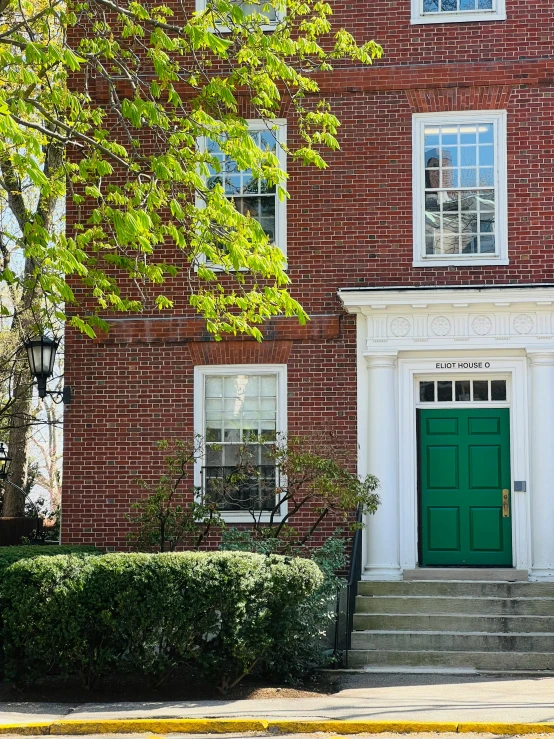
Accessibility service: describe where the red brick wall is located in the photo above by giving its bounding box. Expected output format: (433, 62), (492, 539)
(63, 1), (554, 546)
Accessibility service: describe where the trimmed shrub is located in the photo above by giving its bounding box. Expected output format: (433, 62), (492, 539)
(0, 551), (322, 690)
(0, 545), (99, 575)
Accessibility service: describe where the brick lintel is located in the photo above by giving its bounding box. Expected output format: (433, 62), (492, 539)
(93, 314), (341, 345)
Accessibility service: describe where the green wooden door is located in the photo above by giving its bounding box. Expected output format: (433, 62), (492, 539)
(419, 408), (512, 566)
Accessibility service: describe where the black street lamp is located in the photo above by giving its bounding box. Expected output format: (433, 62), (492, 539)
(23, 335), (71, 404)
(0, 443), (12, 480)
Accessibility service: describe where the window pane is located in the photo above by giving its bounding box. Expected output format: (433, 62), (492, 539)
(426, 0), (493, 14)
(204, 373), (278, 511)
(420, 381), (435, 402)
(455, 380), (471, 401)
(491, 380), (507, 401)
(207, 129), (278, 244)
(422, 121), (497, 257)
(206, 377), (223, 397)
(437, 381), (453, 401)
(229, 0), (278, 23)
(473, 380), (489, 401)
(480, 236), (496, 253)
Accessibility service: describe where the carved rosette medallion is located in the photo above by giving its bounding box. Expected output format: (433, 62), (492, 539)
(390, 317), (410, 337)
(431, 316), (452, 337)
(514, 314), (534, 335)
(471, 315), (493, 336)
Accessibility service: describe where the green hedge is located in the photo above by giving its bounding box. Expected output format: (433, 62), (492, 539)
(0, 551), (323, 689)
(0, 545), (99, 575)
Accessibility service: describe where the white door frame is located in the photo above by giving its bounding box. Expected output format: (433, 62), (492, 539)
(397, 354), (530, 572)
(339, 285), (554, 580)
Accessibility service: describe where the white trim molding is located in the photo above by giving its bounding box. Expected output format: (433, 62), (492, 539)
(412, 110), (508, 268)
(339, 285), (554, 352)
(339, 285), (554, 581)
(193, 363), (287, 524)
(411, 0), (506, 24)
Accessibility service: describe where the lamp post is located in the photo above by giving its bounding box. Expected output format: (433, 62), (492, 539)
(23, 335), (71, 404)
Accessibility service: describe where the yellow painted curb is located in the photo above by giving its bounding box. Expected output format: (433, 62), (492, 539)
(50, 719), (269, 735)
(0, 724), (50, 736)
(0, 718), (554, 736)
(459, 724), (554, 735)
(267, 721), (460, 734)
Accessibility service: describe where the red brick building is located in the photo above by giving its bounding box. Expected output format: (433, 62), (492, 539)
(63, 0), (554, 583)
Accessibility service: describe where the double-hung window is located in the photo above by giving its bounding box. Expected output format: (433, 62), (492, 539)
(413, 111), (508, 267)
(411, 0), (505, 23)
(202, 120), (287, 263)
(194, 365), (287, 522)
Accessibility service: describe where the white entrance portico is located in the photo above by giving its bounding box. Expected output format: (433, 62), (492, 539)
(339, 285), (554, 582)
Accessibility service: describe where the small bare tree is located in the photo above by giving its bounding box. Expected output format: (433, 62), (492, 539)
(127, 437), (225, 552)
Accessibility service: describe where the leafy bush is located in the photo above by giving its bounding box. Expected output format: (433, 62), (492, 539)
(127, 438), (225, 552)
(0, 545), (99, 575)
(221, 530), (347, 681)
(0, 551), (322, 691)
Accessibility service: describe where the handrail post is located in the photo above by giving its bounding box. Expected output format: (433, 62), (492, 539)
(344, 505), (363, 668)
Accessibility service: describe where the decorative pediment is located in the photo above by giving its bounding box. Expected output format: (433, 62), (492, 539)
(338, 286), (554, 351)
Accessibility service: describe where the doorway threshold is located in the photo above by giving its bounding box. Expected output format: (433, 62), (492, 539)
(403, 568), (528, 581)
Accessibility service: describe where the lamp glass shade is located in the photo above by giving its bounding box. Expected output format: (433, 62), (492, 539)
(0, 443), (11, 480)
(25, 335), (58, 379)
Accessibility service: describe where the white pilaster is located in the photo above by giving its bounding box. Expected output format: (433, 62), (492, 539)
(528, 351), (554, 581)
(363, 352), (402, 580)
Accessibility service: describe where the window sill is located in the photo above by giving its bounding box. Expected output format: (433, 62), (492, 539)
(413, 256), (509, 268)
(411, 11), (506, 24)
(216, 511), (285, 524)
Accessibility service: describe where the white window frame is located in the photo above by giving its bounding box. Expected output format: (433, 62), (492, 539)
(411, 0), (505, 24)
(412, 109), (508, 268)
(196, 119), (287, 271)
(195, 0), (284, 33)
(193, 364), (288, 523)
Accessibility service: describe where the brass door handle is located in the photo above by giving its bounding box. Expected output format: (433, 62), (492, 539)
(502, 489), (510, 518)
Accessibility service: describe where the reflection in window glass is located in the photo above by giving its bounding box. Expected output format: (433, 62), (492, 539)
(491, 379), (507, 401)
(207, 129), (278, 242)
(423, 0), (493, 11)
(424, 122), (496, 256)
(473, 380), (489, 401)
(230, 0), (278, 22)
(204, 374), (278, 511)
(437, 381), (453, 401)
(455, 380), (471, 401)
(420, 381), (435, 402)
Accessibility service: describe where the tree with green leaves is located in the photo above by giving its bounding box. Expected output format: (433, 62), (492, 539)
(0, 0), (382, 338)
(0, 0), (381, 507)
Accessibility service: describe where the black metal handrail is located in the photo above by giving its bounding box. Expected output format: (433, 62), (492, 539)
(344, 504), (364, 667)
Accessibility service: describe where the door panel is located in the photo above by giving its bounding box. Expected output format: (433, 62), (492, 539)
(419, 407), (512, 566)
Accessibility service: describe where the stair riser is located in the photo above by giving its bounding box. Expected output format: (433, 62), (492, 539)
(354, 613), (554, 633)
(355, 595), (554, 616)
(351, 631), (554, 653)
(357, 581), (554, 598)
(347, 649), (554, 671)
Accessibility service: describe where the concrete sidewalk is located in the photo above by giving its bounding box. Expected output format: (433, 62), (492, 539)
(1, 674), (554, 725)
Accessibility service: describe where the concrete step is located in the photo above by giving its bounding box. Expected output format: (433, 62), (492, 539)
(351, 629), (554, 653)
(355, 594), (554, 615)
(347, 649), (554, 671)
(353, 612), (554, 632)
(403, 568), (528, 581)
(357, 580), (554, 598)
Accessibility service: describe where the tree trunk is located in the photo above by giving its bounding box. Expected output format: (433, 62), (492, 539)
(4, 362), (32, 516)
